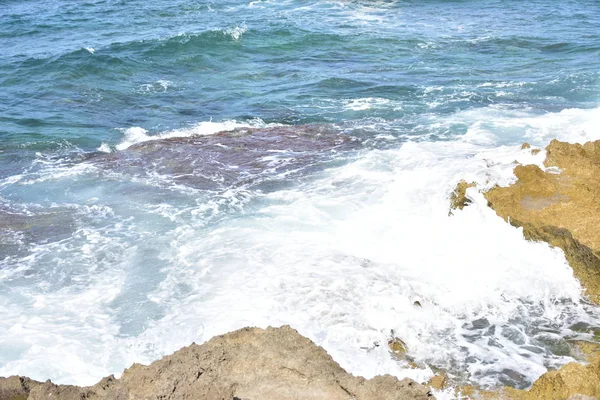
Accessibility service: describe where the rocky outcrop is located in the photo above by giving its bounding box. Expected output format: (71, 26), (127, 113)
(447, 139), (600, 399)
(449, 180), (476, 214)
(443, 345), (600, 399)
(8, 140), (600, 400)
(504, 347), (600, 400)
(0, 325), (433, 400)
(484, 139), (600, 304)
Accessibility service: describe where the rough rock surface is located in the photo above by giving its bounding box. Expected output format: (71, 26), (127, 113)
(505, 351), (600, 400)
(484, 139), (600, 304)
(0, 325), (433, 400)
(449, 350), (600, 400)
(447, 139), (600, 399)
(449, 180), (476, 214)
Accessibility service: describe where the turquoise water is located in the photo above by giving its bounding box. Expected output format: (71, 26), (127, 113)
(2, 0), (598, 152)
(1, 0), (600, 393)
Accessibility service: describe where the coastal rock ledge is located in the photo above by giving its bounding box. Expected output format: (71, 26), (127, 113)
(0, 325), (433, 400)
(447, 139), (600, 399)
(484, 139), (600, 304)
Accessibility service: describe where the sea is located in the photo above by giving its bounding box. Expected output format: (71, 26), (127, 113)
(1, 0), (600, 396)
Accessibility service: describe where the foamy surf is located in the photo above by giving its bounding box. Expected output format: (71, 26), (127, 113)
(114, 118), (281, 151)
(223, 24), (247, 40)
(343, 97), (392, 111)
(2, 0), (600, 397)
(447, 106), (600, 146)
(97, 143), (112, 153)
(136, 80), (172, 94)
(1, 105), (599, 393)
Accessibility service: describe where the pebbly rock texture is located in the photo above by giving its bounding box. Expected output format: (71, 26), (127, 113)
(484, 139), (600, 304)
(0, 325), (433, 400)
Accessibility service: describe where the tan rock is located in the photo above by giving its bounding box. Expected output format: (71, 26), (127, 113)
(484, 139), (600, 304)
(505, 354), (600, 400)
(448, 139), (600, 400)
(0, 376), (40, 400)
(453, 385), (510, 399)
(449, 180), (476, 213)
(449, 358), (600, 400)
(427, 375), (447, 391)
(0, 325), (433, 400)
(388, 337), (408, 356)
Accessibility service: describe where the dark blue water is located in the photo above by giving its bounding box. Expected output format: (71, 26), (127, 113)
(1, 0), (600, 393)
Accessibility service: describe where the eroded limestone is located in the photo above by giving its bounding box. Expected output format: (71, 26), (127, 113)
(0, 326), (432, 400)
(483, 139), (600, 304)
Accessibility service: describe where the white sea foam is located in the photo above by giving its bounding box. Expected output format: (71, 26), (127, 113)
(93, 137), (591, 390)
(84, 47), (95, 54)
(224, 24), (247, 40)
(443, 105), (600, 146)
(136, 80), (172, 93)
(97, 143), (112, 153)
(20, 161), (97, 185)
(477, 81), (529, 88)
(343, 97), (391, 111)
(1, 105), (600, 393)
(417, 41), (438, 49)
(115, 127), (150, 151)
(115, 118), (277, 151)
(0, 174), (23, 189)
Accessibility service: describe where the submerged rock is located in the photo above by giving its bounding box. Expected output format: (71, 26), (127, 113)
(0, 205), (76, 258)
(484, 139), (600, 304)
(0, 325), (433, 400)
(91, 125), (362, 192)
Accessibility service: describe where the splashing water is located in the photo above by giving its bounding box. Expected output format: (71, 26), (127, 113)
(1, 0), (600, 394)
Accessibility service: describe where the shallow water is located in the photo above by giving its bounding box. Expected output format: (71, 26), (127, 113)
(1, 0), (600, 394)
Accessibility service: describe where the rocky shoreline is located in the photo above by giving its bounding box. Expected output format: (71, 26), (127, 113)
(449, 139), (600, 399)
(3, 139), (600, 400)
(452, 139), (600, 306)
(485, 139), (600, 305)
(2, 325), (598, 400)
(0, 325), (433, 400)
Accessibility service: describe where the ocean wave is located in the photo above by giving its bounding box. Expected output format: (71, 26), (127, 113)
(3, 25), (255, 71)
(445, 105), (600, 146)
(3, 105), (600, 389)
(1, 0), (600, 392)
(343, 97), (391, 111)
(114, 118), (282, 151)
(135, 79), (172, 94)
(97, 143), (112, 153)
(223, 25), (248, 41)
